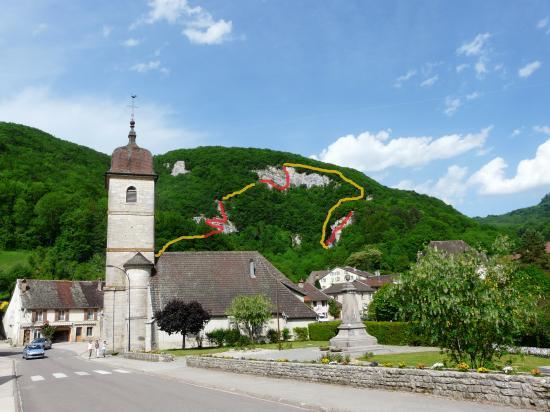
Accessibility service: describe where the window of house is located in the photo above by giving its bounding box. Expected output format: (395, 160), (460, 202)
(36, 311), (43, 322)
(33, 330), (42, 339)
(87, 309), (95, 320)
(58, 310), (67, 321)
(126, 186), (137, 203)
(86, 327), (93, 337)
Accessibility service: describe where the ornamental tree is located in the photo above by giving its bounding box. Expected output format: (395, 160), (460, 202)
(395, 244), (536, 368)
(367, 283), (401, 321)
(154, 300), (211, 349)
(226, 295), (271, 342)
(41, 321), (56, 341)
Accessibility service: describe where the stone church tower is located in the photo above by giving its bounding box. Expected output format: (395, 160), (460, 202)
(103, 120), (156, 352)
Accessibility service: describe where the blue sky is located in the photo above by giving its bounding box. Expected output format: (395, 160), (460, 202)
(1, 0), (550, 217)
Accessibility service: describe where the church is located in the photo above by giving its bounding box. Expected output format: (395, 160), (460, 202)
(103, 120), (316, 351)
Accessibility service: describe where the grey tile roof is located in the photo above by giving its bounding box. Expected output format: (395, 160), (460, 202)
(151, 251), (316, 319)
(297, 282), (331, 302)
(19, 279), (103, 310)
(306, 270), (329, 284)
(428, 240), (472, 255)
(124, 252), (154, 268)
(322, 280), (375, 295)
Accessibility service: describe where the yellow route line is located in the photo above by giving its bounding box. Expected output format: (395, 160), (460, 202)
(222, 183), (256, 201)
(283, 163), (364, 249)
(155, 163), (364, 256)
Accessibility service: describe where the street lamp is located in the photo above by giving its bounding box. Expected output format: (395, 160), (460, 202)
(106, 265), (131, 352)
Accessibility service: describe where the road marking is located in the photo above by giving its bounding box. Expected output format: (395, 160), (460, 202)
(113, 369), (130, 374)
(93, 370), (112, 375)
(74, 371), (90, 376)
(30, 375), (44, 382)
(52, 373), (67, 379)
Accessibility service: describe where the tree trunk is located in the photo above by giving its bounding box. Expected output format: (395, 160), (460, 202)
(182, 332), (186, 349)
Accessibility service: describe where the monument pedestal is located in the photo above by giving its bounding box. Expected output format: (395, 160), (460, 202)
(328, 277), (380, 354)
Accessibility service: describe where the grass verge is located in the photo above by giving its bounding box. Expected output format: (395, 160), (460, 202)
(166, 341), (328, 357)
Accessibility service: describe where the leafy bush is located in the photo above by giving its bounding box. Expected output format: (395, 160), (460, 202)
(266, 328), (279, 344)
(224, 328), (243, 346)
(308, 321), (341, 341)
(281, 327), (291, 341)
(293, 327), (309, 341)
(205, 328), (226, 347)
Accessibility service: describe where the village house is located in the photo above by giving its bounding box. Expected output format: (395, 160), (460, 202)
(102, 120), (316, 351)
(3, 279), (103, 345)
(322, 279), (376, 318)
(306, 266), (373, 289)
(296, 280), (332, 320)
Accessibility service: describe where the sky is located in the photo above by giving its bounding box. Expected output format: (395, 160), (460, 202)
(1, 0), (550, 218)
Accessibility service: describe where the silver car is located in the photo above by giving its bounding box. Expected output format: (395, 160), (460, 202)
(23, 344), (45, 360)
(30, 337), (52, 350)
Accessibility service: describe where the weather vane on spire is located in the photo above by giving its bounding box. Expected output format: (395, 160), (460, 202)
(129, 94), (138, 122)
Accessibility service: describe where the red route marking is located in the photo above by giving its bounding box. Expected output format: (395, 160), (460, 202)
(325, 211), (354, 247)
(259, 165), (291, 191)
(202, 200), (228, 238)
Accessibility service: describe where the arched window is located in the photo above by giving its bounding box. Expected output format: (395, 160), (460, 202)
(126, 186), (137, 203)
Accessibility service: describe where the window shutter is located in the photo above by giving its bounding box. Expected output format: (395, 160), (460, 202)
(94, 310), (97, 321)
(65, 310), (69, 321)
(43, 310), (47, 321)
(55, 311), (59, 321)
(32, 311), (37, 322)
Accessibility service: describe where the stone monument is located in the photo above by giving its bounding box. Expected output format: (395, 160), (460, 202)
(329, 275), (379, 352)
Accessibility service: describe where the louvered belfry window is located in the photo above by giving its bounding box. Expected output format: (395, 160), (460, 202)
(126, 186), (137, 203)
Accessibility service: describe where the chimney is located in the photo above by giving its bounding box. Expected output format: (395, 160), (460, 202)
(249, 259), (256, 278)
(298, 279), (304, 289)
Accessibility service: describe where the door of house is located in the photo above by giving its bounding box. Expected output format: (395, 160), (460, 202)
(75, 327), (82, 342)
(23, 330), (30, 345)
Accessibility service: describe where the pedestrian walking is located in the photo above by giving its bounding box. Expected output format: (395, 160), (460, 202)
(101, 340), (107, 357)
(87, 340), (93, 359)
(95, 339), (100, 357)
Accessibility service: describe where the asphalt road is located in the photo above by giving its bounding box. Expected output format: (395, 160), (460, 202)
(10, 347), (303, 412)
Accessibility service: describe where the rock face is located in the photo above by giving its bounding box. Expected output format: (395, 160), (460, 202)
(255, 166), (330, 189)
(193, 215), (238, 234)
(292, 234), (302, 247)
(170, 160), (189, 176)
(328, 214), (353, 246)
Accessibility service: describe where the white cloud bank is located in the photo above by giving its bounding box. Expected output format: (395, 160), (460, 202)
(420, 74), (438, 87)
(456, 33), (491, 56)
(123, 38), (141, 47)
(130, 60), (169, 75)
(394, 70), (416, 88)
(312, 127), (490, 172)
(518, 61), (541, 78)
(0, 87), (202, 154)
(143, 0), (232, 45)
(469, 139), (550, 194)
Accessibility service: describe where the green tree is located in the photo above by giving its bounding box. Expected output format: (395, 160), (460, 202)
(367, 283), (400, 321)
(328, 298), (341, 319)
(518, 229), (545, 264)
(226, 295), (271, 342)
(346, 245), (382, 271)
(41, 321), (56, 342)
(396, 246), (536, 368)
(154, 300), (211, 349)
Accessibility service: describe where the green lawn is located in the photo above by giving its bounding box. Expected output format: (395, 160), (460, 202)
(361, 351), (549, 372)
(0, 250), (30, 271)
(166, 341), (328, 357)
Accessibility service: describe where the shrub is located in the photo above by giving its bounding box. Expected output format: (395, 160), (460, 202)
(503, 366), (514, 374)
(308, 321), (341, 341)
(456, 362), (470, 372)
(281, 327), (291, 341)
(381, 362), (393, 368)
(266, 328), (279, 344)
(206, 328), (226, 347)
(431, 362), (444, 370)
(224, 328), (243, 346)
(477, 367), (489, 373)
(398, 361), (406, 368)
(293, 327), (309, 341)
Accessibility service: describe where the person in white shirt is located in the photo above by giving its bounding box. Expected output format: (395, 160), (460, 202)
(87, 340), (93, 359)
(101, 340), (107, 357)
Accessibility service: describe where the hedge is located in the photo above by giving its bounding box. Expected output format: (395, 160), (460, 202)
(308, 321), (430, 346)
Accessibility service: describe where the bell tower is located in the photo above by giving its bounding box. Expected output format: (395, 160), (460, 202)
(103, 118), (156, 352)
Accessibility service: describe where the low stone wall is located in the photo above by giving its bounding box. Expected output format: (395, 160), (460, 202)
(187, 356), (550, 410)
(122, 352), (174, 362)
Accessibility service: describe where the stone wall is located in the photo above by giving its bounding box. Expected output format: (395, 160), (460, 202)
(122, 352), (174, 362)
(186, 356), (550, 410)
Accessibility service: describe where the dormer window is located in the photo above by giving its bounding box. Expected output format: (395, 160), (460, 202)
(126, 186), (137, 203)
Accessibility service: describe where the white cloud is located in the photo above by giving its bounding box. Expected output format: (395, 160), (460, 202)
(420, 74), (438, 87)
(466, 91), (481, 100)
(142, 0), (232, 45)
(312, 127), (490, 173)
(518, 61), (541, 78)
(394, 70), (416, 88)
(456, 33), (491, 56)
(123, 38), (141, 47)
(395, 165), (468, 205)
(510, 128), (522, 138)
(537, 17), (548, 29)
(469, 139), (550, 194)
(475, 58), (488, 76)
(102, 26), (113, 38)
(456, 63), (469, 73)
(0, 87), (203, 154)
(32, 23), (48, 36)
(130, 60), (169, 75)
(444, 97), (461, 116)
(534, 125), (550, 135)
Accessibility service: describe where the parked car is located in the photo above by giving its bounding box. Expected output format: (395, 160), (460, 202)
(31, 337), (52, 350)
(23, 344), (45, 360)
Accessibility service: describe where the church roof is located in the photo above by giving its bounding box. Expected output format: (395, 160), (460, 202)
(108, 120), (155, 176)
(18, 279), (103, 310)
(151, 251), (316, 319)
(124, 252), (154, 268)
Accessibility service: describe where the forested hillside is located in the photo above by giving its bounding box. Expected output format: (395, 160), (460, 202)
(0, 122), (506, 298)
(476, 194), (550, 239)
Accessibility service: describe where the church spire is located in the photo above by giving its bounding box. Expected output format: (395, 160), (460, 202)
(128, 119), (136, 145)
